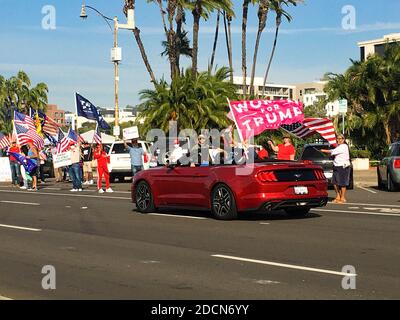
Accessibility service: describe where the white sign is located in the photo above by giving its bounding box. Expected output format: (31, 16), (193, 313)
(123, 126), (139, 140)
(338, 99), (348, 114)
(52, 151), (72, 169)
(0, 157), (12, 182)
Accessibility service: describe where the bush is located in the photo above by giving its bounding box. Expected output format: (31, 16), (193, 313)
(351, 149), (371, 159)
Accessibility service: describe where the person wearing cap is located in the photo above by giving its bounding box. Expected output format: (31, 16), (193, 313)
(8, 141), (21, 187)
(321, 134), (351, 204)
(124, 138), (144, 177)
(190, 134), (211, 167)
(268, 136), (296, 161)
(169, 139), (184, 163)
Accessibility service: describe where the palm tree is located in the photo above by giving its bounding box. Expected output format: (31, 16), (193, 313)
(241, 0), (256, 97)
(223, 10), (234, 82)
(124, 0), (157, 84)
(249, 0), (270, 96)
(137, 67), (236, 133)
(262, 0), (301, 95)
(209, 10), (220, 71)
(188, 0), (234, 78)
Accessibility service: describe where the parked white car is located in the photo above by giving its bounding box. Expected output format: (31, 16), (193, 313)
(107, 141), (151, 182)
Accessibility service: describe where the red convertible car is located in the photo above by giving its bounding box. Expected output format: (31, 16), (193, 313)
(131, 160), (328, 220)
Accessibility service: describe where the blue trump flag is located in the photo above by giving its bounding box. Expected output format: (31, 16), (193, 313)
(75, 93), (110, 130)
(8, 152), (38, 175)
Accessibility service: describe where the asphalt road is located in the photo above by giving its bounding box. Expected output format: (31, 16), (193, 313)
(0, 180), (399, 300)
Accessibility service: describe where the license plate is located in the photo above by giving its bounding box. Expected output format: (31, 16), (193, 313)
(324, 172), (333, 179)
(294, 186), (308, 195)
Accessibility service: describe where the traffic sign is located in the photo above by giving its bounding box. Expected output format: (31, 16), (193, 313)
(338, 99), (348, 114)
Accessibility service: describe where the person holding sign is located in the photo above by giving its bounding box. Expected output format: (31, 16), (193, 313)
(124, 139), (144, 177)
(94, 144), (113, 193)
(268, 136), (296, 161)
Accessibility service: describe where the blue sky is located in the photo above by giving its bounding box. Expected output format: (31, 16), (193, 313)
(0, 0), (399, 112)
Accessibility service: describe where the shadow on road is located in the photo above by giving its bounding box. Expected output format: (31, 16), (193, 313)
(131, 207), (322, 221)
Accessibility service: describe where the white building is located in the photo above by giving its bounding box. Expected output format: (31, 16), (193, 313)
(358, 33), (400, 61)
(233, 76), (296, 100)
(65, 108), (137, 129)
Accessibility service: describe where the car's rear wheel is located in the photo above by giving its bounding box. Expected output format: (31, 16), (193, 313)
(211, 185), (237, 220)
(284, 208), (310, 217)
(135, 181), (155, 213)
(109, 173), (116, 183)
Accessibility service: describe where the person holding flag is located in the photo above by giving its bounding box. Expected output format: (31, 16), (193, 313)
(8, 141), (22, 187)
(94, 143), (113, 193)
(25, 140), (39, 191)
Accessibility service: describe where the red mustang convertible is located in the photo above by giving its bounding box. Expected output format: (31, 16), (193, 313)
(131, 160), (328, 220)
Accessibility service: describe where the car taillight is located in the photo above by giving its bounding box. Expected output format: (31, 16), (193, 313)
(394, 159), (400, 169)
(314, 169), (326, 180)
(256, 171), (278, 182)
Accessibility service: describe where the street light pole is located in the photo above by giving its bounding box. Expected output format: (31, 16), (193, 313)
(113, 17), (120, 138)
(80, 4), (135, 139)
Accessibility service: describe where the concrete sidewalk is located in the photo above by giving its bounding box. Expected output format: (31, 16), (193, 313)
(353, 168), (377, 187)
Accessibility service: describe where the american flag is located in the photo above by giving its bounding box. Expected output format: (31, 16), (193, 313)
(93, 124), (102, 145)
(56, 129), (68, 154)
(281, 118), (337, 146)
(14, 111), (36, 131)
(0, 132), (10, 150)
(14, 123), (44, 149)
(29, 107), (59, 137)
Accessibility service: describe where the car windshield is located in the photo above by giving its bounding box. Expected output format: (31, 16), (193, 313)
(301, 146), (331, 160)
(111, 143), (130, 154)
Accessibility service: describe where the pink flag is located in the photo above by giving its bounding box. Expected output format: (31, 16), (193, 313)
(228, 99), (304, 142)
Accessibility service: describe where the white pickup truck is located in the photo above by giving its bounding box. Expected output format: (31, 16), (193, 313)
(107, 141), (151, 182)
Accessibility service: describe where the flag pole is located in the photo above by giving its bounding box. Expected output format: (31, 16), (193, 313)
(226, 98), (245, 145)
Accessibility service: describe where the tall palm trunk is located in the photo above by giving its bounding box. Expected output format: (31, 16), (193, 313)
(227, 12), (234, 82)
(249, 1), (269, 96)
(191, 4), (201, 78)
(223, 11), (233, 82)
(242, 0), (250, 97)
(124, 0), (156, 84)
(262, 17), (281, 96)
(210, 10), (220, 71)
(175, 5), (185, 75)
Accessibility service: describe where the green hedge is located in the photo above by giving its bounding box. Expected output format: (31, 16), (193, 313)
(351, 149), (371, 159)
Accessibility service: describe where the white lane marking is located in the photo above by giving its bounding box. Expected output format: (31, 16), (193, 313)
(0, 224), (42, 232)
(212, 254), (357, 277)
(260, 223), (270, 225)
(0, 295), (13, 300)
(328, 202), (400, 208)
(148, 213), (207, 220)
(358, 186), (377, 194)
(0, 190), (130, 200)
(0, 201), (40, 206)
(312, 208), (400, 218)
(43, 187), (61, 191)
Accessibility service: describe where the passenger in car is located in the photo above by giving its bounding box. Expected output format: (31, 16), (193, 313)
(190, 134), (211, 167)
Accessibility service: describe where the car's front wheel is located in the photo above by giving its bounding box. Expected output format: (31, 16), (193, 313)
(211, 185), (237, 220)
(135, 181), (155, 213)
(284, 208), (310, 217)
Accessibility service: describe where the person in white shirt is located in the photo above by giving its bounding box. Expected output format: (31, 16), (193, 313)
(321, 134), (351, 204)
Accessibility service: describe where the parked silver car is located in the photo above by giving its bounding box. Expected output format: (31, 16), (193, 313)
(377, 141), (400, 191)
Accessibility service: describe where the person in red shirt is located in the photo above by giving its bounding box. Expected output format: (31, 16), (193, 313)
(93, 144), (113, 193)
(8, 141), (21, 186)
(257, 142), (269, 160)
(268, 136), (296, 161)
